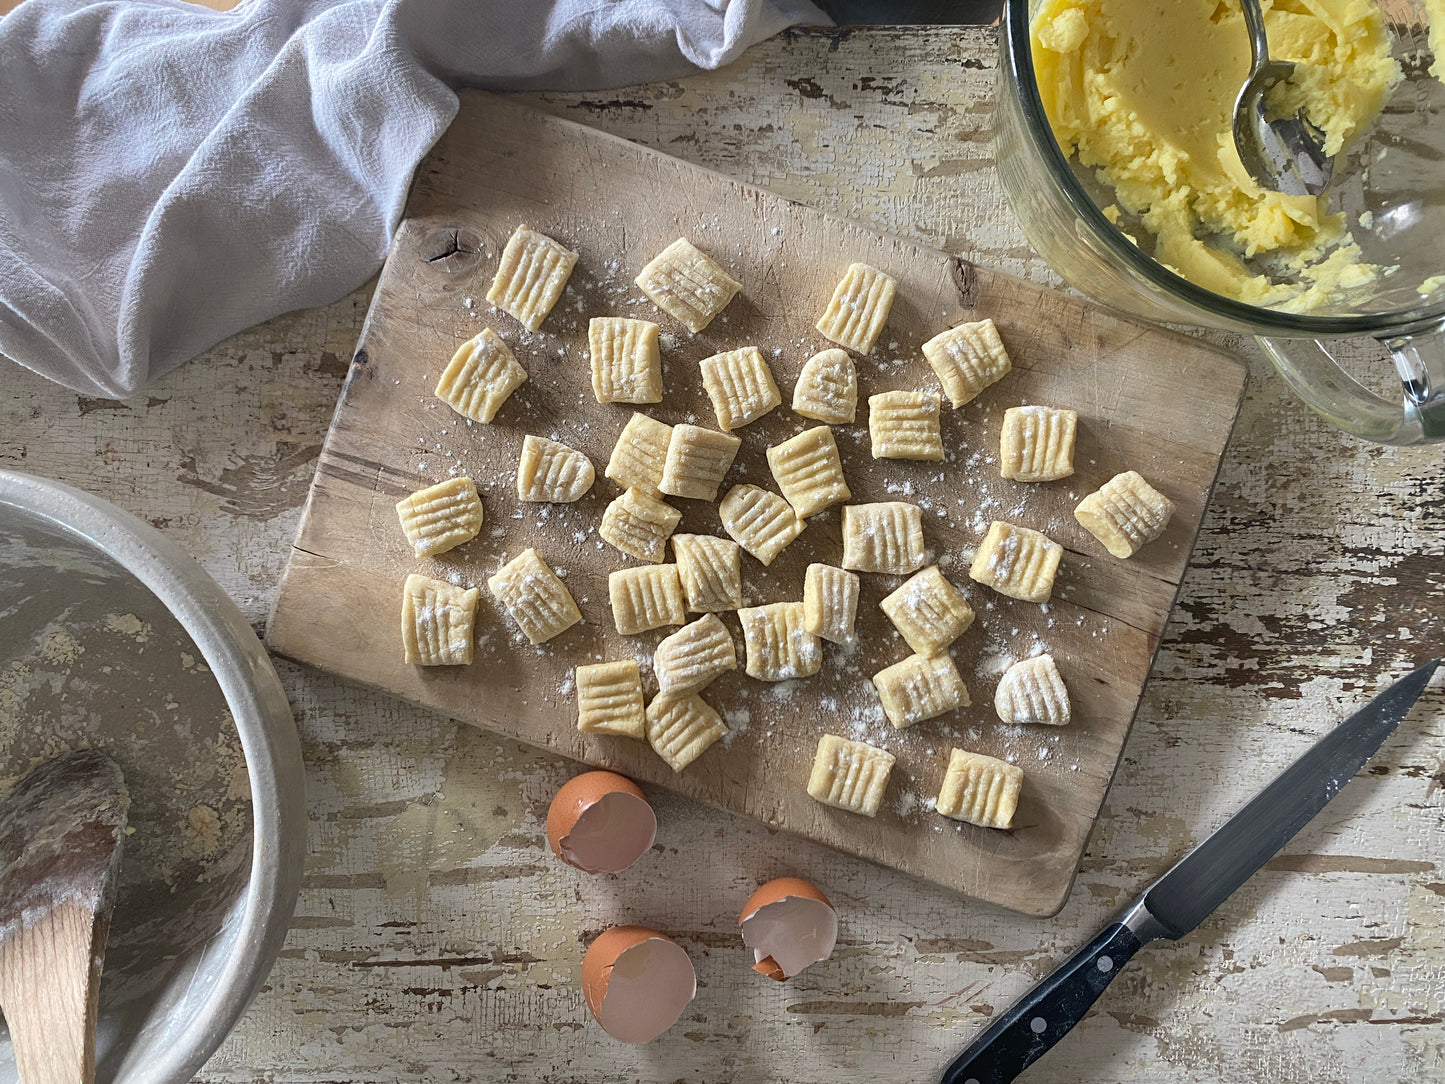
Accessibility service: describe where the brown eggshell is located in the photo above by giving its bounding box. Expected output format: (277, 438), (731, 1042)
(545, 770), (655, 873)
(739, 876), (833, 921)
(581, 925), (696, 1043)
(738, 876), (838, 981)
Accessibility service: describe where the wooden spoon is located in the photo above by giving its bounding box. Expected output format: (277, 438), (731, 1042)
(0, 751), (128, 1084)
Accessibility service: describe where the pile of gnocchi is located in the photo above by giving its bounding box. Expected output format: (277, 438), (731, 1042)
(395, 225), (1176, 833)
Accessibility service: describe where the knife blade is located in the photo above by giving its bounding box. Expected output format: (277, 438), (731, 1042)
(939, 657), (1441, 1084)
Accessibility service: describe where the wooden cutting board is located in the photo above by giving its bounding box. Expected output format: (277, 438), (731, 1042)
(266, 91), (1247, 916)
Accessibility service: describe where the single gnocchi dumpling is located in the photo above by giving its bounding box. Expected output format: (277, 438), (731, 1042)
(841, 502), (926, 574)
(635, 237), (741, 333)
(766, 426), (851, 519)
(435, 327), (527, 423)
(396, 477), (484, 557)
(654, 613), (737, 696)
(646, 691), (728, 772)
(1074, 470), (1176, 558)
(487, 548), (582, 645)
(922, 318), (1012, 408)
(401, 573), (480, 666)
(700, 346), (781, 430)
(516, 436), (594, 503)
(869, 390), (944, 461)
(792, 347), (857, 424)
(999, 406), (1077, 482)
(605, 412), (673, 495)
(720, 485), (805, 566)
(994, 654), (1071, 726)
(671, 533), (743, 613)
(600, 487), (682, 563)
(816, 262), (896, 354)
(589, 317), (662, 405)
(486, 224), (578, 332)
(576, 660), (647, 739)
(802, 563), (859, 644)
(936, 748), (1023, 830)
(968, 520), (1062, 604)
(738, 602), (822, 682)
(806, 734), (896, 817)
(872, 652), (969, 729)
(659, 424), (742, 502)
(880, 566), (975, 655)
(609, 565), (687, 635)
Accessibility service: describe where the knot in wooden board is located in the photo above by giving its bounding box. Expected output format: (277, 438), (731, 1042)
(419, 227), (484, 275)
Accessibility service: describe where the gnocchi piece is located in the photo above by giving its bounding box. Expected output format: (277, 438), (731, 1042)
(700, 346), (781, 430)
(516, 436), (594, 503)
(738, 602), (822, 681)
(654, 614), (737, 696)
(486, 224), (578, 332)
(589, 317), (662, 405)
(968, 520), (1062, 604)
(994, 654), (1071, 726)
(401, 573), (480, 666)
(395, 477), (484, 557)
(609, 565), (687, 635)
(791, 347), (857, 424)
(880, 566), (975, 656)
(806, 734), (896, 818)
(720, 485), (805, 566)
(646, 691), (728, 772)
(487, 548), (582, 645)
(872, 652), (969, 729)
(672, 534), (743, 613)
(936, 748), (1023, 830)
(815, 262), (896, 354)
(999, 406), (1078, 482)
(659, 424), (742, 502)
(869, 390), (944, 461)
(605, 412), (673, 495)
(802, 563), (859, 644)
(922, 318), (1012, 408)
(1074, 471), (1176, 558)
(575, 660), (646, 739)
(766, 426), (851, 519)
(635, 237), (741, 333)
(841, 502), (926, 574)
(434, 327), (527, 423)
(600, 487), (682, 563)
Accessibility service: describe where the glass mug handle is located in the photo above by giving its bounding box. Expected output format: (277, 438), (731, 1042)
(1258, 320), (1445, 445)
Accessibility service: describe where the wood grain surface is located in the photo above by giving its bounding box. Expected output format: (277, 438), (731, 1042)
(2, 26), (1441, 1084)
(266, 93), (1245, 914)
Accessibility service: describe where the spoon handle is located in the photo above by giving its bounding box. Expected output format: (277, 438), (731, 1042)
(1239, 0), (1270, 68)
(0, 901), (105, 1084)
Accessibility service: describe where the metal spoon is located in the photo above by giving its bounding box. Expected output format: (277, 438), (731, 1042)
(1232, 0), (1333, 196)
(0, 751), (129, 1084)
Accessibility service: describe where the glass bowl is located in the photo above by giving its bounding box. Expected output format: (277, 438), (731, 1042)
(996, 0), (1445, 444)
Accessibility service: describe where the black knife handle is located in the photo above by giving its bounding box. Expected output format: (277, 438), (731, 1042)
(938, 922), (1145, 1084)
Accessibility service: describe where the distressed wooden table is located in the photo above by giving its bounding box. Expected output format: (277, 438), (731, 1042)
(4, 26), (1443, 1084)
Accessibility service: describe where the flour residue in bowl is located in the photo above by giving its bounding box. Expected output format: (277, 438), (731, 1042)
(1030, 0), (1405, 310)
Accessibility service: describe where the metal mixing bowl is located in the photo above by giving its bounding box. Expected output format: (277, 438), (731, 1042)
(0, 470), (305, 1083)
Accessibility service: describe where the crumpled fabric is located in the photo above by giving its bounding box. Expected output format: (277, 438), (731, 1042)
(0, 0), (823, 398)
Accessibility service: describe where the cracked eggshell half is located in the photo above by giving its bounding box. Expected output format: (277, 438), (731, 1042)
(546, 770), (657, 874)
(582, 926), (697, 1043)
(738, 876), (838, 980)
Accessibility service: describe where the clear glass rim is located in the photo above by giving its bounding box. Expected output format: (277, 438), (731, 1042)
(1003, 0), (1445, 339)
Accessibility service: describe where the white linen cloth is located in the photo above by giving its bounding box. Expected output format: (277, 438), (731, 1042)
(0, 0), (823, 398)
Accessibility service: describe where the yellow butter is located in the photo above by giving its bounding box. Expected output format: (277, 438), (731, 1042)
(1029, 0), (1402, 310)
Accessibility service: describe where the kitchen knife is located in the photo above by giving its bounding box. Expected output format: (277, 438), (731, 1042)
(939, 657), (1441, 1084)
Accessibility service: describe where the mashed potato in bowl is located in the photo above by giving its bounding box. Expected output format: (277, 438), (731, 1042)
(1029, 0), (1403, 311)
